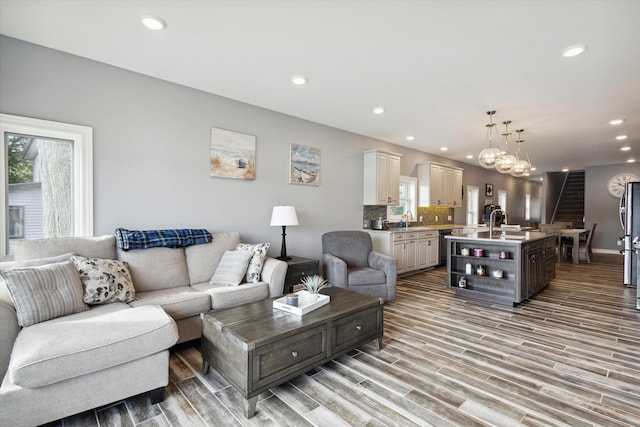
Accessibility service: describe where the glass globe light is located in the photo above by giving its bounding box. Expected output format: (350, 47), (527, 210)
(478, 147), (502, 168)
(510, 159), (530, 177)
(495, 154), (516, 173)
(478, 111), (501, 169)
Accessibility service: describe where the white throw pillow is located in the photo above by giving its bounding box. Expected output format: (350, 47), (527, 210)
(1, 260), (89, 327)
(235, 242), (270, 283)
(72, 255), (136, 304)
(209, 250), (253, 286)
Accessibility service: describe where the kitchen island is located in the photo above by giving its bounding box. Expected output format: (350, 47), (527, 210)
(446, 231), (556, 306)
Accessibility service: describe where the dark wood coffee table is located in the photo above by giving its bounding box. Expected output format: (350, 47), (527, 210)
(200, 286), (384, 418)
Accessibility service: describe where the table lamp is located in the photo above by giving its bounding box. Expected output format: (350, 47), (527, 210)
(270, 206), (299, 260)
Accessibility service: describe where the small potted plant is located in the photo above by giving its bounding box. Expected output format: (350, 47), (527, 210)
(299, 275), (329, 301)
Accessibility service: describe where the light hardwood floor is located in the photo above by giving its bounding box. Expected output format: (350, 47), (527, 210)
(45, 254), (639, 426)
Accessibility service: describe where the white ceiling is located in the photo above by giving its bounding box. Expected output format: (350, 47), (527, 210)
(1, 0), (639, 179)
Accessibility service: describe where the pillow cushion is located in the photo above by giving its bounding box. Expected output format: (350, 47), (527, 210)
(71, 255), (136, 304)
(1, 260), (89, 327)
(236, 242), (270, 283)
(0, 253), (74, 309)
(209, 250), (253, 286)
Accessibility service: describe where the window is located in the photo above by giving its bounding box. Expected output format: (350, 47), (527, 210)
(525, 193), (531, 221)
(498, 190), (507, 213)
(467, 185), (479, 225)
(387, 176), (417, 222)
(0, 114), (93, 255)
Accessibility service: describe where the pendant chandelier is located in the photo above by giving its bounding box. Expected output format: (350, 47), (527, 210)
(494, 120), (517, 173)
(478, 110), (502, 168)
(478, 110), (533, 177)
(510, 129), (531, 177)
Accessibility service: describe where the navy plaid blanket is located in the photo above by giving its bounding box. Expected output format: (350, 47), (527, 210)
(115, 228), (212, 251)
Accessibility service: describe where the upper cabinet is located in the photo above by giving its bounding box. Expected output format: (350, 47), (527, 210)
(363, 150), (402, 205)
(417, 162), (464, 207)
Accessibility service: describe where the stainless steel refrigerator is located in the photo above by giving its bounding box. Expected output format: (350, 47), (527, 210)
(619, 182), (640, 309)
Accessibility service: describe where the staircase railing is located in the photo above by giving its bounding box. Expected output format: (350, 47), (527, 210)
(551, 172), (569, 223)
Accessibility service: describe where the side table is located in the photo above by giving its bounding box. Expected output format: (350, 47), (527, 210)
(283, 256), (319, 294)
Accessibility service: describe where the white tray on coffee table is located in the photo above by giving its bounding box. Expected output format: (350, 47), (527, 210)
(273, 290), (330, 315)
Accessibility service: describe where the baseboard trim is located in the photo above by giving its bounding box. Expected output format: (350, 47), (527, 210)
(593, 248), (623, 255)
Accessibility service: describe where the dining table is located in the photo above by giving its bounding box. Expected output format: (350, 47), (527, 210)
(559, 228), (588, 264)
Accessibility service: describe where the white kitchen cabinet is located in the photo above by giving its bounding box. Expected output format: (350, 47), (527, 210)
(393, 232), (417, 273)
(368, 230), (438, 274)
(416, 231), (439, 269)
(363, 149), (402, 205)
(417, 162), (463, 207)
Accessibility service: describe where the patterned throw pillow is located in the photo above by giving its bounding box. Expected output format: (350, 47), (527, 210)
(1, 260), (89, 327)
(71, 255), (136, 304)
(209, 250), (253, 286)
(235, 243), (270, 283)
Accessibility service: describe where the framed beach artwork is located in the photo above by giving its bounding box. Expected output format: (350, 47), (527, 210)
(210, 127), (256, 180)
(289, 144), (320, 186)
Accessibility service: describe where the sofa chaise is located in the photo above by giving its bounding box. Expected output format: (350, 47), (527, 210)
(0, 231), (288, 426)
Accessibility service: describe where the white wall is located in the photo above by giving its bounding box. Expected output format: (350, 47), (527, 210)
(0, 36), (542, 261)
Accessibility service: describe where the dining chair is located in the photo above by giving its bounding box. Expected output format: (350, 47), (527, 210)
(562, 223), (597, 263)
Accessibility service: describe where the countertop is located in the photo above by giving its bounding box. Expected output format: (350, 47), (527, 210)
(365, 225), (463, 233)
(364, 224), (533, 233)
(445, 230), (553, 244)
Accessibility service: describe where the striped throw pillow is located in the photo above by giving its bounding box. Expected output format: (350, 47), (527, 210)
(209, 250), (253, 286)
(1, 260), (89, 327)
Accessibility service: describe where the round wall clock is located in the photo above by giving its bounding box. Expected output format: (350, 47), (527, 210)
(606, 173), (639, 198)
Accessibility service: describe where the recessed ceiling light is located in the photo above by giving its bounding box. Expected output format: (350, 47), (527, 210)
(530, 167), (537, 171)
(524, 173), (530, 176)
(372, 107), (385, 115)
(440, 147), (448, 151)
(562, 168), (569, 172)
(561, 44), (587, 57)
(291, 75), (307, 85)
(609, 118), (625, 125)
(627, 159), (636, 163)
(406, 135), (415, 141)
(466, 154), (473, 159)
(621, 146), (631, 151)
(539, 178), (544, 181)
(616, 135), (628, 140)
(141, 15), (167, 30)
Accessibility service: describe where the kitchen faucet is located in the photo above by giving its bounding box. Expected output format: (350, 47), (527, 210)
(489, 208), (507, 238)
(405, 210), (413, 230)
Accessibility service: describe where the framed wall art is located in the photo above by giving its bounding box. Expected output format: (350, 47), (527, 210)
(210, 127), (256, 180)
(289, 144), (320, 186)
(485, 183), (494, 197)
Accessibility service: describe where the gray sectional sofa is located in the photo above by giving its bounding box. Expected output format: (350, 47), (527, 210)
(0, 232), (287, 426)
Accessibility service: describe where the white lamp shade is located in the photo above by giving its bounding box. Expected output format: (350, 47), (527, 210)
(270, 206), (299, 226)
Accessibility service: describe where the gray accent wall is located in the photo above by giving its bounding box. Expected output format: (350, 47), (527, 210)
(585, 164), (640, 251)
(2, 36), (549, 261)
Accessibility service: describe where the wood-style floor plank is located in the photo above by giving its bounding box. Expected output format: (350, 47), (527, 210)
(43, 254), (639, 426)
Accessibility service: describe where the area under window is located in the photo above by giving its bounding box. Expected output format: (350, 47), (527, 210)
(498, 189), (507, 214)
(0, 114), (93, 255)
(387, 176), (417, 222)
(467, 185), (479, 225)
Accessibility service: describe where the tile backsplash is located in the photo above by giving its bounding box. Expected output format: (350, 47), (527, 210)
(363, 205), (455, 228)
(419, 206), (455, 225)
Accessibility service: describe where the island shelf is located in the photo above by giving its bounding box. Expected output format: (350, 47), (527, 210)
(446, 233), (556, 306)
